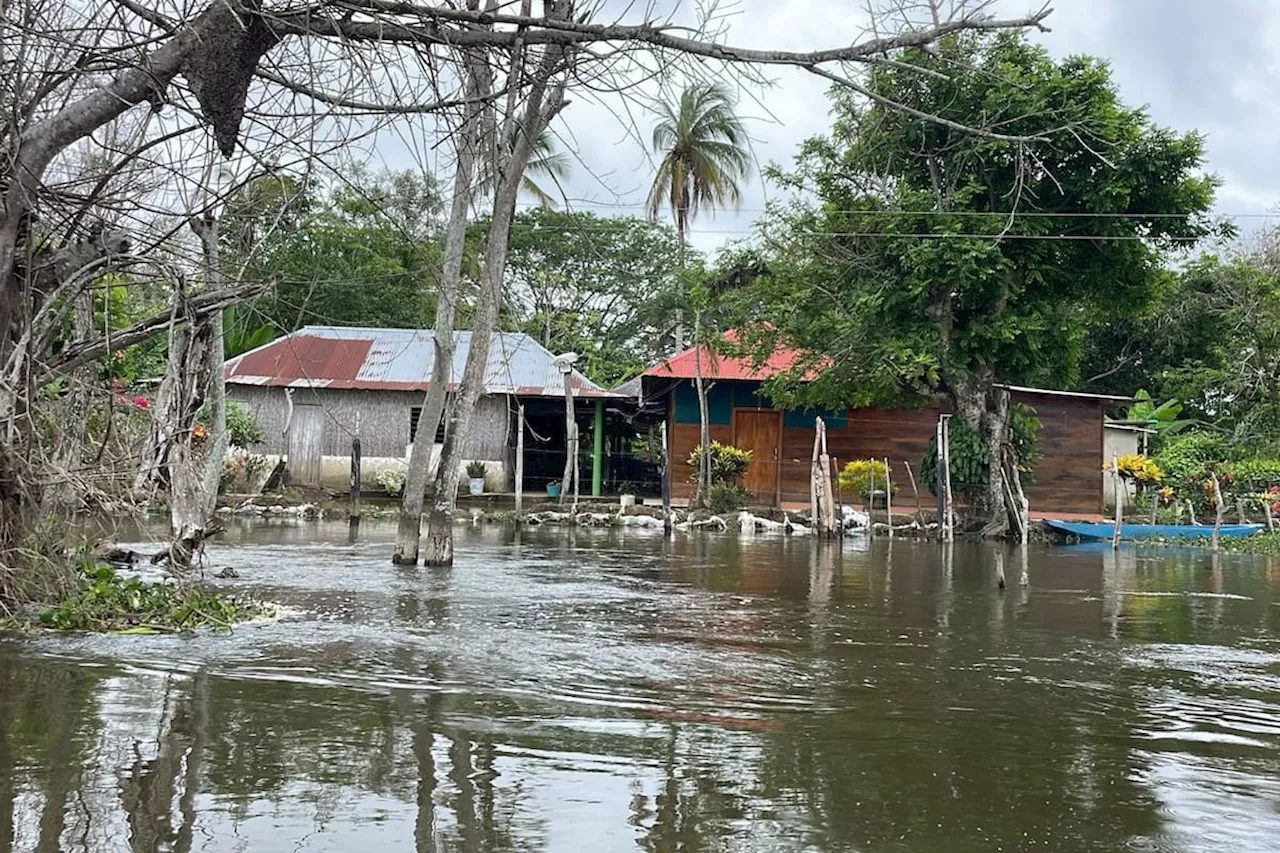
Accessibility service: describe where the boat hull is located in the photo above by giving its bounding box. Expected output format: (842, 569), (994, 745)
(1045, 520), (1264, 541)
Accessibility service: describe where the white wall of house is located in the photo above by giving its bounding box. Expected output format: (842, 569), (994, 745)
(1102, 425), (1143, 510)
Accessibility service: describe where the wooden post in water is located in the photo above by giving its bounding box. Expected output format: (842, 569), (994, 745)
(515, 404), (525, 522)
(1019, 545), (1030, 587)
(868, 456), (877, 538)
(818, 419), (836, 538)
(1265, 499), (1275, 532)
(904, 460), (926, 537)
(1111, 455), (1122, 551)
(659, 421), (671, 532)
(1236, 496), (1249, 524)
(994, 547), (1006, 590)
(883, 456), (893, 540)
(941, 416), (955, 541)
(810, 425), (821, 529)
(1210, 469), (1224, 551)
(350, 438), (362, 521)
(1187, 499), (1197, 526)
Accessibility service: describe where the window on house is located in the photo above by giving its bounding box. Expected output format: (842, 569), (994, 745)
(409, 407), (448, 444)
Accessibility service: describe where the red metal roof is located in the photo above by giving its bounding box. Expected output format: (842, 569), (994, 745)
(642, 330), (818, 381)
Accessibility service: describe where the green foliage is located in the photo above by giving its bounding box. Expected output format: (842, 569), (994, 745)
(228, 168), (446, 332)
(1222, 459), (1280, 491)
(738, 32), (1216, 413)
(225, 401), (264, 447)
(920, 419), (990, 495)
(30, 561), (269, 633)
(1124, 391), (1194, 439)
(466, 460), (487, 479)
(501, 208), (686, 386)
(223, 304), (276, 358)
(198, 401), (264, 448)
(1011, 403), (1041, 476)
(1155, 432), (1229, 482)
(837, 459), (889, 496)
(688, 441), (752, 485)
(709, 483), (753, 515)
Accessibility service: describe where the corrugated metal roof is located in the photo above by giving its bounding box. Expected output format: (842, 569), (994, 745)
(224, 326), (622, 398)
(642, 330), (821, 381)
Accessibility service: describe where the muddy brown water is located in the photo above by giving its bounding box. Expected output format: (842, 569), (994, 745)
(2, 521), (1280, 852)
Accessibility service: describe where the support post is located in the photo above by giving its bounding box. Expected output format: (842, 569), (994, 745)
(941, 415), (954, 541)
(591, 399), (604, 498)
(660, 420), (671, 531)
(1210, 469), (1224, 551)
(995, 547), (1006, 590)
(1112, 455), (1122, 551)
(1266, 498), (1275, 533)
(883, 456), (893, 540)
(904, 460), (926, 536)
(818, 418), (835, 538)
(515, 404), (525, 521)
(810, 426), (821, 529)
(350, 437), (362, 523)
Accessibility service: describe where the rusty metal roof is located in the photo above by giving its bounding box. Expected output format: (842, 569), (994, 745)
(224, 326), (622, 398)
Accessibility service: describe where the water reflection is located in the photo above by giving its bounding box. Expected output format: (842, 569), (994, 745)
(1, 524), (1279, 851)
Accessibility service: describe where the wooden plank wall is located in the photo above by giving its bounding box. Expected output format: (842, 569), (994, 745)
(665, 389), (1106, 514)
(1018, 392), (1104, 514)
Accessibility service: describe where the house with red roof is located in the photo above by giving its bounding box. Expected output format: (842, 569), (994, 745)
(627, 331), (1130, 516)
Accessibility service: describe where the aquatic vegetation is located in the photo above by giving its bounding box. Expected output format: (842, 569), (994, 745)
(4, 561), (271, 634)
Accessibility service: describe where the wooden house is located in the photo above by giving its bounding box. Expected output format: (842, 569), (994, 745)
(223, 326), (626, 491)
(629, 333), (1130, 517)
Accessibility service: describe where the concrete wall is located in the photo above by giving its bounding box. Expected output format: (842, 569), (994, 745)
(228, 385), (512, 459)
(1102, 426), (1142, 510)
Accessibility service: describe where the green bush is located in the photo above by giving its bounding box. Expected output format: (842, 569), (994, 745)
(709, 483), (752, 515)
(375, 466), (407, 497)
(197, 401), (265, 448)
(466, 460), (487, 479)
(1155, 432), (1228, 481)
(1223, 458), (1280, 490)
(837, 459), (889, 496)
(688, 441), (752, 485)
(920, 418), (990, 495)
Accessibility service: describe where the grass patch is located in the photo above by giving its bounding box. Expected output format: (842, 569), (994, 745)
(3, 560), (271, 634)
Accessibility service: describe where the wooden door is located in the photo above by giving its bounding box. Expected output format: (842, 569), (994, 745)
(734, 410), (781, 504)
(289, 403), (324, 486)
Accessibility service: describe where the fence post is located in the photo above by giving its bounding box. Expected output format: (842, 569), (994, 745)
(883, 456), (893, 540)
(515, 404), (525, 522)
(660, 421), (671, 531)
(1112, 455), (1122, 550)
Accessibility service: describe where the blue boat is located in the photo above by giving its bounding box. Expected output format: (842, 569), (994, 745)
(1045, 519), (1264, 542)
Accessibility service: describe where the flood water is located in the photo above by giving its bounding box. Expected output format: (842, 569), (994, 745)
(2, 521), (1280, 852)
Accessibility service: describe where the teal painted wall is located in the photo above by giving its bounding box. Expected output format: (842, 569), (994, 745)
(671, 380), (845, 426)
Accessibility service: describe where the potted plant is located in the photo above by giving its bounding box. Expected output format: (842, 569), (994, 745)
(546, 479), (561, 498)
(466, 461), (487, 495)
(618, 480), (637, 510)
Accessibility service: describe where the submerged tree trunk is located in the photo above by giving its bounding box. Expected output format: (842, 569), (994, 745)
(393, 59), (488, 565)
(423, 64), (569, 566)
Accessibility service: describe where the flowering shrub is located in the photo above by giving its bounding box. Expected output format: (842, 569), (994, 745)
(375, 466), (407, 497)
(688, 442), (752, 485)
(1113, 454), (1161, 484)
(219, 449), (269, 494)
(838, 459), (891, 496)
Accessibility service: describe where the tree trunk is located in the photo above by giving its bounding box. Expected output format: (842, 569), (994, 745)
(951, 371), (1014, 537)
(191, 214), (228, 522)
(423, 52), (570, 566)
(43, 277), (97, 512)
(393, 58), (488, 565)
(692, 308), (710, 510)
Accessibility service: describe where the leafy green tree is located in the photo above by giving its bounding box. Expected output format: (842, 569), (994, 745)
(500, 208), (684, 385)
(740, 33), (1217, 531)
(228, 169), (446, 331)
(646, 82), (752, 508)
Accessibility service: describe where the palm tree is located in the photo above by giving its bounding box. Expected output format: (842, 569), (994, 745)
(646, 82), (751, 509)
(479, 123), (571, 208)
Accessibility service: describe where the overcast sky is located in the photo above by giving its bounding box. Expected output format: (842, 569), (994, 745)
(360, 1), (1280, 254)
(482, 0), (1280, 255)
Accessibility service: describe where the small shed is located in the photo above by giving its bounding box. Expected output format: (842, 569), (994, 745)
(626, 332), (1131, 517)
(223, 326), (625, 492)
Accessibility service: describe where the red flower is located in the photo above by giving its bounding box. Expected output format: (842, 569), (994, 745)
(132, 395), (149, 409)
